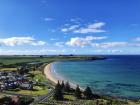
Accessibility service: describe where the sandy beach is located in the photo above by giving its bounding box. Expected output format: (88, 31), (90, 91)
(44, 63), (84, 90)
(44, 63), (58, 84)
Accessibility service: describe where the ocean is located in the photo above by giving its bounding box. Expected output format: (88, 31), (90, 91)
(51, 55), (140, 99)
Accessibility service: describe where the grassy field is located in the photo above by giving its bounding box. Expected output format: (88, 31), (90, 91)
(0, 55), (104, 65)
(64, 95), (75, 101)
(0, 68), (17, 71)
(16, 86), (49, 96)
(29, 70), (48, 82)
(7, 86), (50, 96)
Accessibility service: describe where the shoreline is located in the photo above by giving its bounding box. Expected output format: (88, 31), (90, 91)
(43, 62), (139, 103)
(44, 62), (84, 90)
(44, 63), (58, 84)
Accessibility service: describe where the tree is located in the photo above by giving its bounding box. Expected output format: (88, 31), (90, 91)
(96, 100), (99, 105)
(18, 96), (34, 105)
(61, 81), (65, 89)
(0, 63), (4, 67)
(83, 86), (93, 99)
(17, 66), (29, 75)
(64, 81), (71, 93)
(53, 81), (63, 100)
(75, 85), (82, 99)
(0, 96), (11, 105)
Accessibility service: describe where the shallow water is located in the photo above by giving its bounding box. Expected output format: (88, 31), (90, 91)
(52, 55), (140, 99)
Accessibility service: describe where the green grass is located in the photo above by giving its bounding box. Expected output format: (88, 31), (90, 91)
(34, 73), (47, 82)
(0, 68), (17, 71)
(9, 86), (49, 96)
(0, 55), (103, 65)
(17, 89), (49, 96)
(28, 70), (48, 82)
(64, 95), (75, 101)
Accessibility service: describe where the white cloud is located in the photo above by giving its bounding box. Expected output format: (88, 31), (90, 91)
(40, 49), (57, 52)
(62, 49), (66, 52)
(31, 41), (46, 46)
(61, 22), (106, 34)
(74, 22), (106, 33)
(61, 28), (68, 32)
(91, 42), (127, 48)
(69, 25), (79, 30)
(50, 38), (58, 41)
(66, 36), (107, 47)
(85, 36), (107, 40)
(70, 18), (82, 24)
(55, 42), (64, 47)
(132, 43), (140, 47)
(131, 37), (140, 46)
(0, 37), (46, 46)
(92, 49), (122, 54)
(0, 49), (56, 55)
(44, 17), (54, 21)
(61, 25), (79, 32)
(134, 37), (140, 41)
(70, 18), (81, 22)
(107, 49), (122, 53)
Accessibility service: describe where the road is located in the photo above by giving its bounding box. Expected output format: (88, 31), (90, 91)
(33, 90), (54, 104)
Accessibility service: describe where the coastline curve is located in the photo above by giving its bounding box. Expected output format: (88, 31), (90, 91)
(44, 63), (84, 90)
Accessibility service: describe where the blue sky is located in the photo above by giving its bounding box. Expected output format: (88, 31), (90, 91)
(0, 0), (140, 55)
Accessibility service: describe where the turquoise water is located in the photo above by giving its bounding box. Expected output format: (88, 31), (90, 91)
(51, 55), (140, 99)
